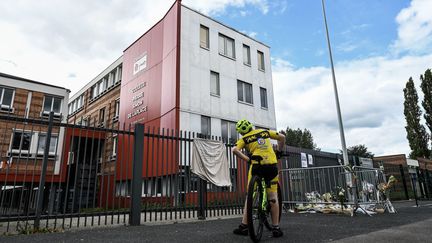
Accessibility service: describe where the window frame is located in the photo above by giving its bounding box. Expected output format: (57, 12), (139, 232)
(37, 134), (59, 156)
(201, 116), (211, 138)
(260, 87), (268, 109)
(112, 134), (118, 157)
(221, 120), (238, 144)
(99, 107), (105, 127)
(218, 33), (236, 59)
(200, 25), (210, 49)
(114, 99), (120, 119)
(42, 95), (62, 116)
(243, 44), (251, 66)
(10, 130), (33, 154)
(237, 80), (253, 105)
(117, 65), (122, 83)
(0, 87), (15, 112)
(257, 50), (265, 71)
(210, 71), (220, 97)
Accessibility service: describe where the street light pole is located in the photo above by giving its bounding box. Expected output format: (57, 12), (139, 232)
(321, 0), (349, 166)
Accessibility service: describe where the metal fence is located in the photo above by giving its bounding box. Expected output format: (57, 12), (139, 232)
(279, 165), (387, 211)
(0, 112), (247, 234)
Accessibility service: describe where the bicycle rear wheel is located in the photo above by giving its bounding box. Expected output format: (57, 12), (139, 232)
(247, 175), (265, 243)
(263, 182), (283, 230)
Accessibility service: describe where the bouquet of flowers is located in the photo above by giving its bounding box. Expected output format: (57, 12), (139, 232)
(333, 186), (347, 209)
(378, 175), (397, 193)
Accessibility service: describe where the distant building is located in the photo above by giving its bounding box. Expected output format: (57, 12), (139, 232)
(68, 0), (276, 138)
(0, 72), (69, 210)
(64, 0), (277, 205)
(373, 154), (432, 171)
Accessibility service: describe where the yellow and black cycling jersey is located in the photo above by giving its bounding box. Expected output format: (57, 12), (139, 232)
(235, 129), (279, 165)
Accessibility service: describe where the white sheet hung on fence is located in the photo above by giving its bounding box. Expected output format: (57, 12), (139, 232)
(191, 138), (232, 187)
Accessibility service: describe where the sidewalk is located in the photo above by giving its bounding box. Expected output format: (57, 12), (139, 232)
(1, 200), (431, 243)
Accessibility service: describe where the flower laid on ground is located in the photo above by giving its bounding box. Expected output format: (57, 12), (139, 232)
(305, 191), (321, 203)
(321, 192), (332, 202)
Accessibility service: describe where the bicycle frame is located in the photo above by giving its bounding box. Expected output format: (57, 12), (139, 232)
(252, 178), (269, 211)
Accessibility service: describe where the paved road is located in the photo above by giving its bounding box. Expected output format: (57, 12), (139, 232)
(1, 200), (431, 243)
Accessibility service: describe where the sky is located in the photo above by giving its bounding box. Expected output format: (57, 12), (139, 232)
(1, 0), (432, 156)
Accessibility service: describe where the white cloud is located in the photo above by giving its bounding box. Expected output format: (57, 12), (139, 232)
(272, 0), (432, 157)
(239, 10), (249, 17)
(392, 0), (432, 54)
(336, 41), (359, 52)
(241, 30), (258, 39)
(273, 54), (432, 156)
(0, 0), (272, 94)
(0, 0), (174, 93)
(183, 0), (269, 15)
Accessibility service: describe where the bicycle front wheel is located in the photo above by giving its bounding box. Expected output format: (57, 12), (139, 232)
(247, 175), (265, 243)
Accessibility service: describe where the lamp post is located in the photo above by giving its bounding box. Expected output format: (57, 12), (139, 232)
(321, 0), (349, 166)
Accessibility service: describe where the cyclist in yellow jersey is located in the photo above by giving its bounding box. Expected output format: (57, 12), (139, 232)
(232, 119), (285, 238)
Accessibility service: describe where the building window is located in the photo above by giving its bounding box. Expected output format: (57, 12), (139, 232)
(77, 116), (88, 126)
(37, 134), (58, 155)
(112, 135), (118, 157)
(78, 95), (84, 109)
(11, 131), (32, 154)
(210, 71), (220, 96)
(200, 25), (209, 49)
(99, 108), (105, 127)
(157, 178), (163, 195)
(221, 120), (238, 144)
(113, 99), (120, 121)
(257, 51), (265, 71)
(43, 95), (62, 116)
(109, 70), (116, 86)
(237, 80), (253, 104)
(92, 86), (98, 99)
(68, 95), (84, 115)
(92, 79), (106, 99)
(0, 87), (14, 111)
(260, 87), (268, 109)
(243, 44), (251, 65)
(99, 79), (107, 94)
(201, 116), (211, 137)
(218, 34), (235, 59)
(117, 65), (122, 82)
(82, 117), (88, 126)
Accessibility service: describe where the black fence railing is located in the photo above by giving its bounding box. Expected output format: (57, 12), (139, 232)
(0, 112), (248, 234)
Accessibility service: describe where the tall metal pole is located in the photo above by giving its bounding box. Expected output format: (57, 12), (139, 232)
(321, 0), (349, 166)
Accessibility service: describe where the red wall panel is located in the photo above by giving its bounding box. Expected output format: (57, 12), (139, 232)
(117, 1), (181, 181)
(119, 1), (179, 130)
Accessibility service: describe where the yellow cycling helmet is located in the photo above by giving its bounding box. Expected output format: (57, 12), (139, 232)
(236, 119), (253, 134)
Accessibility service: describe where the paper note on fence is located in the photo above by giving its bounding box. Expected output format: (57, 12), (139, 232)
(308, 154), (313, 165)
(301, 153), (308, 168)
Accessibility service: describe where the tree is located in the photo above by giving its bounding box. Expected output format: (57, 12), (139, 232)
(403, 77), (430, 159)
(421, 69), (432, 135)
(346, 144), (374, 158)
(282, 127), (318, 150)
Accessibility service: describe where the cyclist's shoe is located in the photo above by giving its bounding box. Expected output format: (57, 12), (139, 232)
(272, 226), (283, 238)
(233, 223), (248, 235)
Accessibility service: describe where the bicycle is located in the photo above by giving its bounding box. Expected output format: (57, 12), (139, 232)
(246, 157), (283, 242)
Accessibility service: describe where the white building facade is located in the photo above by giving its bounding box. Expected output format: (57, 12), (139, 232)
(179, 5), (276, 142)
